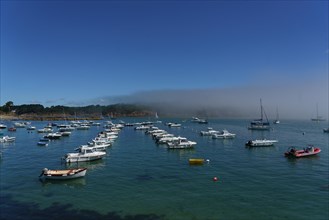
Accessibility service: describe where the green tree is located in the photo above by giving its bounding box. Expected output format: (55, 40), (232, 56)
(2, 101), (14, 113)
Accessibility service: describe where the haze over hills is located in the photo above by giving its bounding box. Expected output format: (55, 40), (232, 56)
(86, 79), (329, 120)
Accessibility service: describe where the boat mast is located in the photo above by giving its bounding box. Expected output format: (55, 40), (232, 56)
(260, 98), (269, 122)
(260, 99), (263, 120)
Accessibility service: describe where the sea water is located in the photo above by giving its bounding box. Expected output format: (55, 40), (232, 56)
(0, 119), (328, 220)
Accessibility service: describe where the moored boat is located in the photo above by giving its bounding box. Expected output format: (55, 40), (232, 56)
(189, 158), (205, 165)
(0, 135), (16, 143)
(284, 146), (321, 158)
(37, 137), (50, 145)
(39, 168), (87, 180)
(200, 128), (219, 136)
(0, 123), (7, 129)
(8, 127), (16, 132)
(212, 130), (236, 139)
(248, 99), (270, 130)
(44, 132), (62, 139)
(63, 147), (106, 163)
(167, 138), (197, 149)
(37, 141), (48, 146)
(245, 139), (278, 147)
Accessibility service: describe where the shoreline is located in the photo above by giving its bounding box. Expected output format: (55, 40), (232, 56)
(0, 113), (150, 121)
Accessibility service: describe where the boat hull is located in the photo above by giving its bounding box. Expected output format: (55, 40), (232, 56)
(41, 168), (87, 180)
(284, 147), (321, 158)
(64, 153), (106, 163)
(212, 134), (236, 139)
(245, 140), (278, 147)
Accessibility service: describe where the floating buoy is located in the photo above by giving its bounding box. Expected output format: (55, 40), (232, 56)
(213, 177), (218, 181)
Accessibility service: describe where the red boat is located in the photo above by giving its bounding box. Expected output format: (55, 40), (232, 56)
(8, 127), (16, 132)
(284, 146), (321, 158)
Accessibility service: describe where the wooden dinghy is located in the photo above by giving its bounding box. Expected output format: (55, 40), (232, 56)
(40, 168), (87, 180)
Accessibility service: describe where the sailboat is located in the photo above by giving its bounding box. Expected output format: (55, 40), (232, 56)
(273, 106), (280, 124)
(311, 104), (325, 122)
(248, 99), (270, 130)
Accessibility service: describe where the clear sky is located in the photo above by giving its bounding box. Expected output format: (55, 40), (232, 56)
(0, 0), (328, 118)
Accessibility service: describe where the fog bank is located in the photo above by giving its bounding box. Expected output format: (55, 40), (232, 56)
(91, 80), (328, 120)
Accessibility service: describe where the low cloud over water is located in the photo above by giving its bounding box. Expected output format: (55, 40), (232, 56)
(87, 79), (328, 120)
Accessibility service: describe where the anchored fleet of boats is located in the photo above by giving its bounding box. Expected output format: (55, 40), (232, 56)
(0, 111), (327, 181)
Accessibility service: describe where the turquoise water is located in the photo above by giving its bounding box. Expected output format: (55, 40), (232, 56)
(0, 119), (328, 220)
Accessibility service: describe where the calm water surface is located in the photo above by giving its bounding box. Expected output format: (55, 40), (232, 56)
(0, 119), (328, 220)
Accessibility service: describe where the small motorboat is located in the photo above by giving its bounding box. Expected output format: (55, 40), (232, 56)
(0, 135), (16, 143)
(8, 127), (16, 132)
(189, 158), (206, 165)
(39, 168), (87, 180)
(37, 141), (48, 146)
(200, 128), (220, 136)
(26, 126), (36, 130)
(245, 139), (278, 147)
(63, 147), (106, 163)
(167, 138), (197, 149)
(44, 132), (62, 139)
(284, 146), (321, 158)
(323, 128), (329, 133)
(212, 130), (236, 139)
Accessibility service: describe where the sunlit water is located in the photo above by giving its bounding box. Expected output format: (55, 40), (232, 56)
(1, 119), (328, 220)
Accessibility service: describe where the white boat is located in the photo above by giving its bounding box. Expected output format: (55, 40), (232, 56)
(39, 168), (87, 180)
(167, 138), (197, 149)
(63, 147), (106, 163)
(0, 135), (16, 143)
(168, 123), (181, 127)
(88, 138), (112, 147)
(135, 125), (151, 130)
(191, 117), (208, 124)
(59, 131), (71, 136)
(14, 122), (26, 128)
(200, 128), (220, 136)
(44, 132), (62, 139)
(58, 125), (75, 131)
(154, 133), (173, 140)
(26, 126), (36, 130)
(76, 145), (107, 152)
(324, 128), (329, 133)
(37, 127), (53, 133)
(212, 130), (236, 139)
(248, 99), (271, 130)
(273, 106), (280, 124)
(245, 139), (278, 147)
(0, 123), (7, 129)
(152, 131), (167, 139)
(157, 136), (184, 144)
(76, 124), (90, 130)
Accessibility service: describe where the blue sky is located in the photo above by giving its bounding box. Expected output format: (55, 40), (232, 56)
(0, 0), (328, 118)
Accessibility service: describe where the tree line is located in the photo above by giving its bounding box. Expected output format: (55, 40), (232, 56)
(0, 101), (152, 118)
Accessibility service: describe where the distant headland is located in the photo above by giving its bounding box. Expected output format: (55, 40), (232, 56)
(0, 101), (154, 121)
